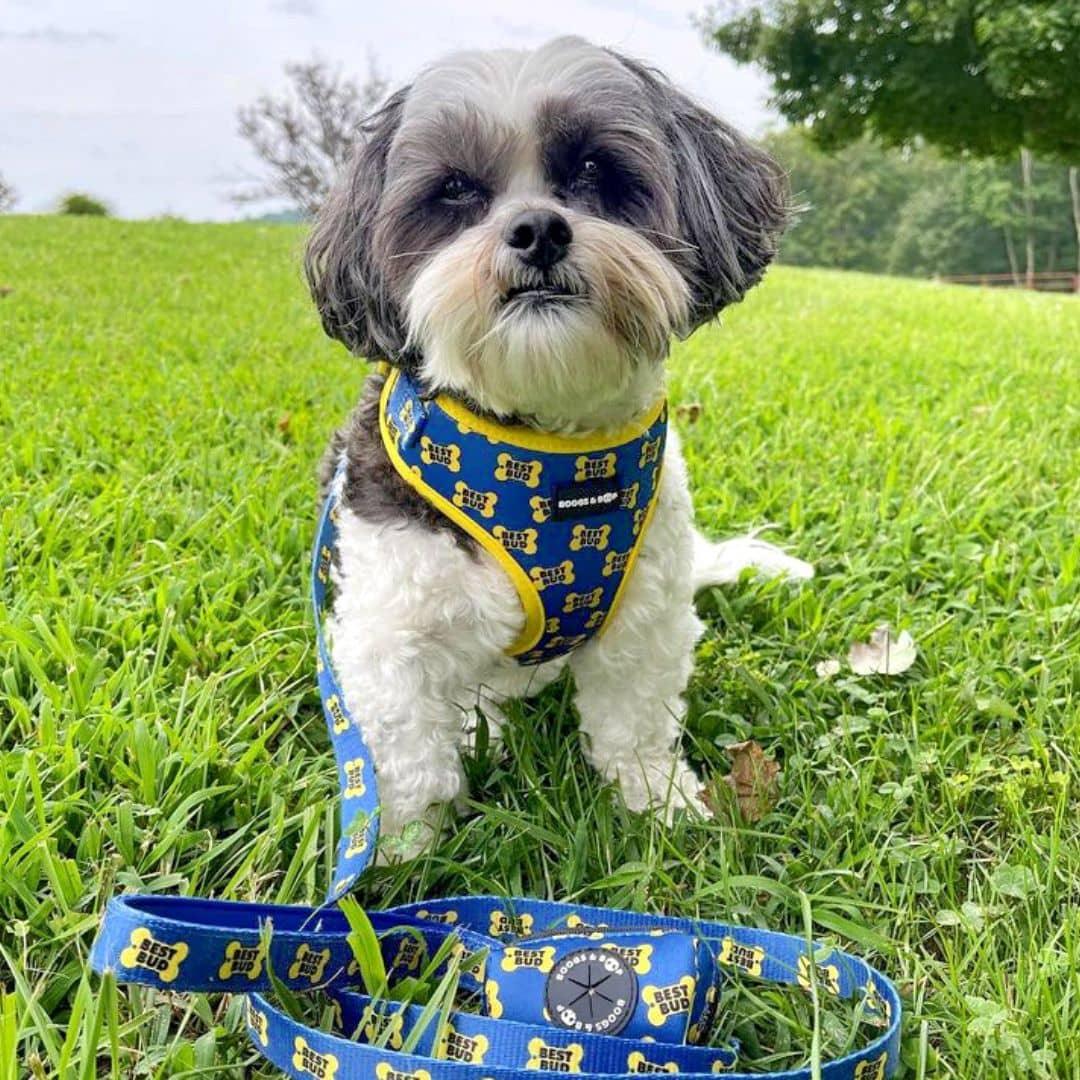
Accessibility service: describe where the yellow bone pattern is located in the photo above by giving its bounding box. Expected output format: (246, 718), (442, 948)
(345, 828), (369, 857)
(574, 452), (617, 481)
(719, 937), (764, 977)
(854, 1053), (888, 1080)
(342, 757), (366, 798)
(119, 928), (188, 984)
(495, 452), (543, 488)
(627, 1052), (678, 1073)
(602, 942), (653, 974)
(526, 1038), (584, 1072)
(325, 693), (349, 735)
(392, 935), (424, 972)
(489, 910), (534, 936)
(292, 1037), (339, 1080)
(246, 999), (269, 1046)
(638, 437), (662, 467)
(529, 495), (552, 523)
(361, 1007), (405, 1049)
(218, 939), (264, 981)
(288, 943), (330, 984)
(570, 523), (611, 551)
(420, 436), (462, 472)
(376, 1064), (431, 1080)
(797, 954), (841, 996)
(602, 549), (631, 577)
(439, 1025), (490, 1064)
(452, 481), (498, 518)
(493, 525), (539, 554)
(529, 561), (575, 592)
(563, 587), (603, 613)
(500, 945), (557, 973)
(317, 544), (332, 583)
(642, 976), (696, 1027)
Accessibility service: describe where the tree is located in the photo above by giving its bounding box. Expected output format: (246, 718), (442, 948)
(58, 193), (109, 216)
(762, 129), (1077, 279)
(703, 1), (1080, 159)
(236, 56), (387, 217)
(703, 1), (1080, 280)
(0, 173), (15, 212)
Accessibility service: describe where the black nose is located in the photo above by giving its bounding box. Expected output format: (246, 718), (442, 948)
(503, 209), (573, 269)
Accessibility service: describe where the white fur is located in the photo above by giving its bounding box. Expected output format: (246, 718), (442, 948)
(329, 428), (812, 855)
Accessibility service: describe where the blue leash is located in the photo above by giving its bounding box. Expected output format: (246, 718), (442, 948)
(91, 464), (902, 1079)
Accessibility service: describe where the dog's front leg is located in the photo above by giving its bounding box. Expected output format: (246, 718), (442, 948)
(328, 511), (524, 855)
(570, 438), (708, 817)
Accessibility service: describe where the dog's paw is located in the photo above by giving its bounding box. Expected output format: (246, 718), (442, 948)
(616, 757), (713, 823)
(692, 532), (814, 590)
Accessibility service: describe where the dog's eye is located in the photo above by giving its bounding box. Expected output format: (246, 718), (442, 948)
(573, 158), (602, 189)
(439, 173), (483, 204)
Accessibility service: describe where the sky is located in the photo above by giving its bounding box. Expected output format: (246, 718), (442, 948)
(0, 0), (774, 221)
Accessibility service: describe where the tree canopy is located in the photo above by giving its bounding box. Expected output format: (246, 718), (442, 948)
(764, 129), (1078, 279)
(58, 193), (109, 216)
(704, 1), (1080, 161)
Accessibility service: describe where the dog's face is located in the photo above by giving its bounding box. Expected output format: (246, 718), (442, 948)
(307, 37), (787, 427)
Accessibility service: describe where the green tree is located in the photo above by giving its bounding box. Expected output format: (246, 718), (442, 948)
(704, 1), (1080, 159)
(58, 193), (109, 216)
(763, 129), (1077, 279)
(703, 1), (1080, 278)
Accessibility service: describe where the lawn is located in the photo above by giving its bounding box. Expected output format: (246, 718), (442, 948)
(1, 216), (1078, 1079)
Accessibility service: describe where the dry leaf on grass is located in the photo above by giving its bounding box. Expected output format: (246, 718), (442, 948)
(0, 285), (14, 298)
(848, 624), (917, 675)
(721, 739), (780, 821)
(674, 402), (704, 424)
(815, 658), (841, 679)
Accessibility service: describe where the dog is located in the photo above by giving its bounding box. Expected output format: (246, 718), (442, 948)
(305, 36), (813, 853)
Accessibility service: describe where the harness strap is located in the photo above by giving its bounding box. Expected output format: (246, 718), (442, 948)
(89, 460), (902, 1080)
(377, 369), (668, 665)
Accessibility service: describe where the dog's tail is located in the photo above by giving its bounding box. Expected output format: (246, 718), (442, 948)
(691, 529), (814, 592)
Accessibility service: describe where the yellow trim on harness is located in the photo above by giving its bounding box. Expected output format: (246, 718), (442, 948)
(435, 388), (667, 454)
(379, 372), (545, 655)
(377, 368), (664, 658)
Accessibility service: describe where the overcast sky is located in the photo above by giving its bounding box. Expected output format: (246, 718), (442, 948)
(0, 0), (774, 220)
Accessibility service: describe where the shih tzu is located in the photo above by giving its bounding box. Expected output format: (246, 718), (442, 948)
(305, 36), (813, 851)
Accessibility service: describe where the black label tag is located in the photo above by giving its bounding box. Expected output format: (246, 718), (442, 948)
(552, 477), (621, 521)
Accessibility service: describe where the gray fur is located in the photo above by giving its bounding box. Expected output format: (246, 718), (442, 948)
(305, 86), (412, 362)
(606, 49), (789, 327)
(306, 37), (787, 534)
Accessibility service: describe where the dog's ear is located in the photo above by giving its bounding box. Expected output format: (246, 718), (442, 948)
(305, 86), (411, 360)
(608, 51), (788, 331)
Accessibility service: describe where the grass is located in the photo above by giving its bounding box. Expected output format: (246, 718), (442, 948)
(1, 215), (1078, 1079)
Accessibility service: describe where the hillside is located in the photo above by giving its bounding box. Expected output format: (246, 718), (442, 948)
(1, 216), (1078, 1077)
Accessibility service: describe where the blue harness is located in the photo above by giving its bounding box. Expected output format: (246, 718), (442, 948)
(379, 368), (667, 664)
(90, 394), (903, 1080)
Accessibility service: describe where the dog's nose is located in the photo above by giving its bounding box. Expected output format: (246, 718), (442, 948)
(503, 209), (573, 269)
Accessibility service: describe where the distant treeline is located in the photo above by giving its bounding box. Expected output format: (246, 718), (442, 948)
(765, 130), (1079, 281)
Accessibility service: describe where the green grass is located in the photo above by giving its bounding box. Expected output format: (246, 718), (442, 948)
(1, 215), (1078, 1079)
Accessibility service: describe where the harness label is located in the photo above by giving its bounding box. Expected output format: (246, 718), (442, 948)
(551, 477), (621, 521)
